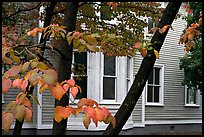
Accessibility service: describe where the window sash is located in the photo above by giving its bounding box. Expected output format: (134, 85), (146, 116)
(146, 65), (163, 105)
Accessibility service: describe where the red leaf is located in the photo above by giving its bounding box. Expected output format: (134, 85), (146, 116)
(2, 78), (12, 94)
(2, 112), (14, 133)
(140, 48), (147, 58)
(66, 79), (75, 86)
(4, 65), (21, 78)
(134, 41), (140, 49)
(95, 107), (105, 122)
(84, 106), (96, 119)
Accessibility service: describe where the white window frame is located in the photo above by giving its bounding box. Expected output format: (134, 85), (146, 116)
(145, 64), (164, 106)
(100, 54), (118, 104)
(184, 86), (200, 107)
(126, 56), (132, 92)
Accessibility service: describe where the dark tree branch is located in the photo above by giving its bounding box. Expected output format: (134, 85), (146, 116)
(2, 2), (42, 20)
(102, 2), (182, 135)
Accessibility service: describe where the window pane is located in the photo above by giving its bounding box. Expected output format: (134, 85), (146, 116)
(74, 52), (87, 72)
(104, 56), (115, 76)
(147, 86), (153, 102)
(103, 77), (115, 99)
(101, 2), (111, 20)
(154, 86), (160, 102)
(155, 67), (160, 85)
(187, 88), (196, 104)
(74, 76), (87, 99)
(148, 69), (153, 84)
(148, 18), (153, 34)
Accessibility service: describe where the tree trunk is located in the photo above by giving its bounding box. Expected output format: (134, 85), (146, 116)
(52, 2), (79, 135)
(12, 2), (57, 135)
(102, 2), (182, 135)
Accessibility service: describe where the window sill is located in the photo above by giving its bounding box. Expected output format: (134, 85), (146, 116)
(184, 104), (200, 107)
(145, 103), (164, 107)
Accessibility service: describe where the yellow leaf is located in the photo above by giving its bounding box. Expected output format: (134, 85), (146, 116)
(154, 49), (159, 59)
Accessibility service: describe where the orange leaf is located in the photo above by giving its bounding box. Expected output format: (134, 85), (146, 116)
(2, 112), (14, 133)
(140, 48), (147, 58)
(188, 33), (194, 40)
(21, 80), (28, 92)
(77, 98), (89, 108)
(12, 78), (23, 88)
(49, 84), (66, 100)
(24, 108), (32, 123)
(83, 114), (91, 129)
(62, 84), (70, 92)
(21, 97), (31, 108)
(39, 83), (48, 94)
(54, 106), (63, 123)
(60, 106), (73, 119)
(2, 78), (12, 94)
(72, 107), (84, 117)
(162, 25), (169, 33)
(15, 92), (26, 104)
(70, 87), (79, 99)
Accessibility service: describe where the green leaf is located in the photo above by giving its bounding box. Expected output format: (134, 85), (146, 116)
(28, 94), (41, 108)
(12, 104), (26, 122)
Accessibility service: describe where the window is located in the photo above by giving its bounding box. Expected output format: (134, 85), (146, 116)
(72, 52), (87, 99)
(100, 2), (112, 20)
(147, 17), (159, 34)
(103, 55), (117, 100)
(185, 86), (200, 107)
(146, 64), (164, 106)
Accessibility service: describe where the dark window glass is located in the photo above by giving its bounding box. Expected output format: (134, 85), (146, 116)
(148, 69), (153, 84)
(154, 86), (160, 102)
(147, 86), (153, 102)
(74, 76), (87, 99)
(100, 2), (111, 20)
(148, 18), (153, 33)
(104, 56), (115, 76)
(74, 52), (87, 72)
(103, 77), (115, 99)
(155, 67), (160, 85)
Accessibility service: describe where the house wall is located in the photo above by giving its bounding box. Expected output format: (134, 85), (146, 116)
(132, 2), (202, 125)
